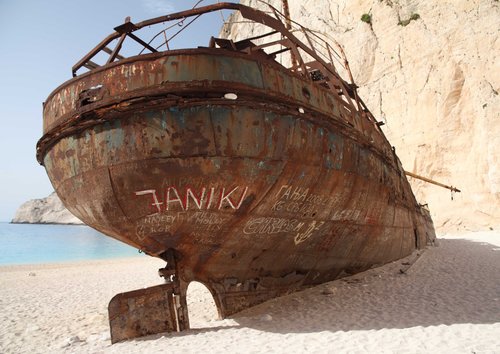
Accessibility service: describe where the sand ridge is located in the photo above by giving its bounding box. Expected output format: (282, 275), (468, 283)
(1, 231), (499, 353)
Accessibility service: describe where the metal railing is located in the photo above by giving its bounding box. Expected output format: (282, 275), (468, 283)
(71, 2), (384, 130)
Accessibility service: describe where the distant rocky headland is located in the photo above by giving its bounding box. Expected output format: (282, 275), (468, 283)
(11, 192), (83, 225)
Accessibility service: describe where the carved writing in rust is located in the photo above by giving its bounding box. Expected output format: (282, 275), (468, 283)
(243, 216), (325, 245)
(135, 186), (249, 214)
(272, 184), (337, 215)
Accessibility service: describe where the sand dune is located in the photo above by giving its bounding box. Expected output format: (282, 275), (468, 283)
(1, 231), (499, 353)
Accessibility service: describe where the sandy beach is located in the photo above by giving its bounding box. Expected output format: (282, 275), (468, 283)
(1, 231), (499, 353)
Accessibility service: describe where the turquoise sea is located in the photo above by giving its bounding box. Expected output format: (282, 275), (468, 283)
(0, 222), (141, 265)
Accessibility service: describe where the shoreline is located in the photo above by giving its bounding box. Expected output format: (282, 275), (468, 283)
(0, 255), (147, 270)
(1, 231), (499, 353)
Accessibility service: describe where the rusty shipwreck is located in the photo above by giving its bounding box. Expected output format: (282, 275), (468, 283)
(37, 2), (437, 342)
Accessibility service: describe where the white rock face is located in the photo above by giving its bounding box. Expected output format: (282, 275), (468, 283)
(12, 192), (83, 225)
(222, 0), (500, 232)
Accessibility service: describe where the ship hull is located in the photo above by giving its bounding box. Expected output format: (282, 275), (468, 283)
(40, 50), (435, 317)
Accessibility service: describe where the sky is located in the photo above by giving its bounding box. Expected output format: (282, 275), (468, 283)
(0, 0), (235, 221)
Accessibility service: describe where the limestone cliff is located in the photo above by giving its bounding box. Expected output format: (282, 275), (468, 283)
(12, 192), (83, 225)
(221, 0), (499, 232)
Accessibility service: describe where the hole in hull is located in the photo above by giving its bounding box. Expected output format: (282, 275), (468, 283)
(186, 281), (219, 328)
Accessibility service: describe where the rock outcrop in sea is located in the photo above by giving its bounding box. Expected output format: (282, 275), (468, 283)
(12, 192), (83, 225)
(221, 0), (500, 232)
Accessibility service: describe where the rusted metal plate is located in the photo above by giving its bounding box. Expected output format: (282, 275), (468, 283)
(43, 97), (433, 318)
(38, 2), (436, 339)
(108, 283), (177, 343)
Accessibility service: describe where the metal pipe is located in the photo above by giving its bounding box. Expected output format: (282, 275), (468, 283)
(281, 0), (299, 69)
(405, 171), (461, 193)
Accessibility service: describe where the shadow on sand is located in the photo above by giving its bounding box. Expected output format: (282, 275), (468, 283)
(142, 238), (500, 342)
(229, 238), (500, 333)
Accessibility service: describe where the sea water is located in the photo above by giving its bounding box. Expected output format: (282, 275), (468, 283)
(0, 222), (141, 265)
